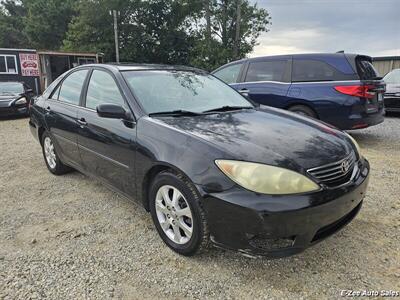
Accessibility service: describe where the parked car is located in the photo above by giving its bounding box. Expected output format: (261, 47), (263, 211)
(0, 81), (33, 117)
(29, 64), (369, 257)
(383, 68), (400, 112)
(212, 53), (385, 130)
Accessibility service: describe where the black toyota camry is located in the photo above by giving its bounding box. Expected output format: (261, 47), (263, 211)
(29, 64), (369, 258)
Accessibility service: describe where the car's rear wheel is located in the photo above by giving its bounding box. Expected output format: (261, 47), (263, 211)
(288, 105), (317, 119)
(149, 171), (209, 256)
(41, 132), (72, 175)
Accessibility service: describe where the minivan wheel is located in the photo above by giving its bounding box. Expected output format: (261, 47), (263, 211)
(41, 132), (72, 175)
(149, 171), (209, 256)
(288, 105), (317, 119)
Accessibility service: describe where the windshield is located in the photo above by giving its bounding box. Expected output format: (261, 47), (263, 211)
(383, 69), (400, 84)
(0, 82), (24, 94)
(122, 70), (252, 114)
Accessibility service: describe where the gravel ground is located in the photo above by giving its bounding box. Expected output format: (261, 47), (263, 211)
(0, 115), (399, 299)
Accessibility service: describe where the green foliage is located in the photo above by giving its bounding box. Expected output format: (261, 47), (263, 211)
(24, 0), (77, 49)
(0, 1), (29, 48)
(0, 0), (270, 70)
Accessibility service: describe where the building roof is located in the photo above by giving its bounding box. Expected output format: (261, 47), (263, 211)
(37, 50), (102, 57)
(0, 48), (36, 52)
(373, 56), (400, 61)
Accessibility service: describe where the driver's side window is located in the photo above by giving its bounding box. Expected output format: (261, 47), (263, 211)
(85, 70), (125, 110)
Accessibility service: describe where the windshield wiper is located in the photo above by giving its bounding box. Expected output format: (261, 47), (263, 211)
(203, 105), (254, 113)
(148, 110), (202, 117)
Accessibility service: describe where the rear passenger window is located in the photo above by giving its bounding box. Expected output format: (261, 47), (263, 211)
(85, 70), (125, 110)
(213, 63), (243, 84)
(58, 70), (88, 105)
(292, 60), (340, 82)
(245, 60), (287, 82)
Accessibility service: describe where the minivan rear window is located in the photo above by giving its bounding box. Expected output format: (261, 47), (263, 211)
(356, 58), (380, 80)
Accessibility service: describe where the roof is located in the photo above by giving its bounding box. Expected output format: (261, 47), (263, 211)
(0, 48), (36, 52)
(36, 50), (102, 57)
(86, 63), (208, 73)
(373, 56), (400, 61)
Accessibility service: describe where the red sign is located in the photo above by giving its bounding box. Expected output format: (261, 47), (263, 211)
(19, 53), (39, 77)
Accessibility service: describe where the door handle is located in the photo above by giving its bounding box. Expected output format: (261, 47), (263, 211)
(239, 89), (250, 96)
(45, 106), (51, 112)
(77, 118), (87, 126)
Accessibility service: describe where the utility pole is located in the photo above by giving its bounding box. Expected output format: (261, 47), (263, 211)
(233, 0), (241, 59)
(112, 10), (120, 63)
(205, 0), (211, 42)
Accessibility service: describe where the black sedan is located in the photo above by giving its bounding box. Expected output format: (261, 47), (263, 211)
(0, 81), (33, 117)
(29, 64), (369, 258)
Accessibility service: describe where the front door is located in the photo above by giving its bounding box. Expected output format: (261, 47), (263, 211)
(77, 69), (136, 196)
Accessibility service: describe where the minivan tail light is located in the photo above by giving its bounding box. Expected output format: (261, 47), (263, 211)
(334, 85), (375, 99)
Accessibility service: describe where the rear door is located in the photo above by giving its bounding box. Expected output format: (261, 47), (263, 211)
(77, 68), (136, 196)
(239, 58), (291, 108)
(44, 69), (89, 167)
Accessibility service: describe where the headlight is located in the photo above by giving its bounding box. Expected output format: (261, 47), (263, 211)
(344, 132), (361, 156)
(215, 160), (320, 195)
(15, 97), (27, 105)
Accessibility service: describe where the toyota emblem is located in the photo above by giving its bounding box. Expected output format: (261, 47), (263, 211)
(341, 160), (350, 173)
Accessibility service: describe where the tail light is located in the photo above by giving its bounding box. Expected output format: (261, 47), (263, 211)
(334, 85), (375, 99)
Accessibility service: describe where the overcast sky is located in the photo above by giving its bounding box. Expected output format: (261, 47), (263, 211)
(250, 0), (400, 58)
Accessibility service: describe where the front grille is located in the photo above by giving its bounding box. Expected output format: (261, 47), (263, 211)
(384, 98), (400, 108)
(307, 152), (356, 187)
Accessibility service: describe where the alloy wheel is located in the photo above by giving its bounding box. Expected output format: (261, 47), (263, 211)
(44, 137), (57, 169)
(155, 185), (193, 244)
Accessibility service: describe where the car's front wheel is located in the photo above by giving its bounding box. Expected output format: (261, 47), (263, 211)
(41, 132), (72, 175)
(149, 171), (209, 256)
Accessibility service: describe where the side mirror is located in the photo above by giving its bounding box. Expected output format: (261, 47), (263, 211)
(96, 104), (131, 120)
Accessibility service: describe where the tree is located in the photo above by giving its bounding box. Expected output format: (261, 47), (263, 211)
(23, 0), (77, 49)
(63, 0), (203, 64)
(0, 0), (29, 48)
(1, 0), (270, 71)
(189, 0), (271, 70)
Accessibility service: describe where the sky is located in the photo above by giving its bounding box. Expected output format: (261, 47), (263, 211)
(250, 0), (400, 58)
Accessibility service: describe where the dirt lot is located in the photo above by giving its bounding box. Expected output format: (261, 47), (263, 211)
(0, 115), (399, 299)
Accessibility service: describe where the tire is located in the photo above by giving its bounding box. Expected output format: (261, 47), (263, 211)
(41, 131), (72, 175)
(288, 105), (317, 119)
(149, 171), (209, 256)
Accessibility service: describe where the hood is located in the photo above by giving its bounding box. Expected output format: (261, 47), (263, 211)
(385, 83), (400, 94)
(158, 107), (352, 171)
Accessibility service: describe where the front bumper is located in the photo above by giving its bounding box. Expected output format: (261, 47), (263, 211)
(0, 105), (29, 117)
(200, 159), (370, 258)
